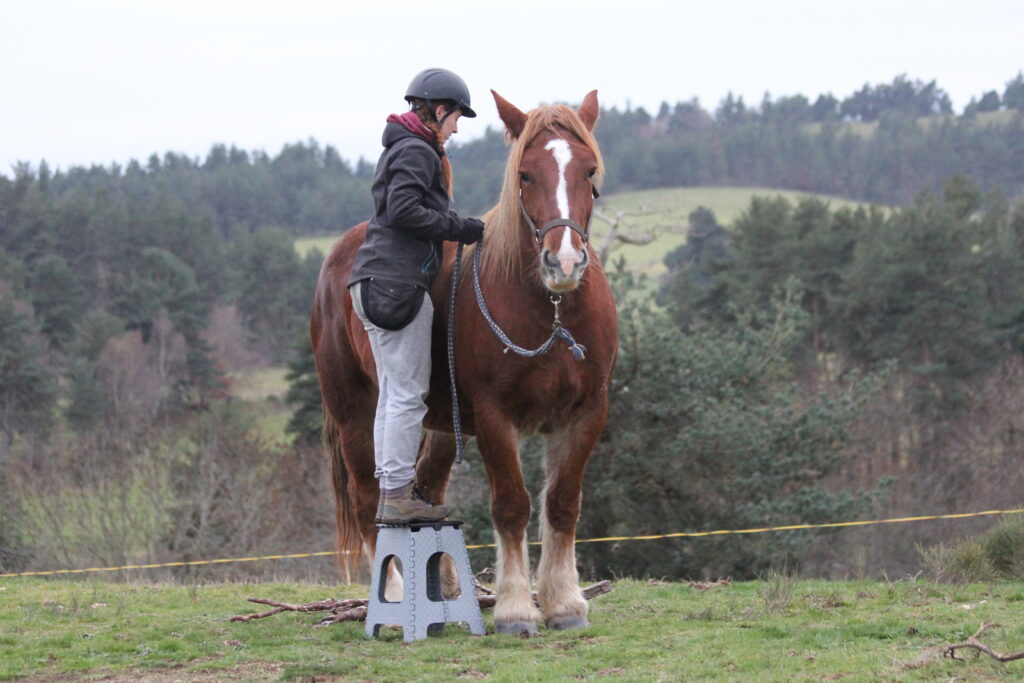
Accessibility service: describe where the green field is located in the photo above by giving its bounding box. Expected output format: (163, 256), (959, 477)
(593, 186), (866, 279)
(295, 186), (872, 282)
(3, 576), (1023, 681)
(294, 234), (340, 259)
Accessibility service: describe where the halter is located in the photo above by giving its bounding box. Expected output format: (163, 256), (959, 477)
(518, 187), (599, 247)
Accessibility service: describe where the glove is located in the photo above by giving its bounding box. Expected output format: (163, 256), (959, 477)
(457, 217), (484, 244)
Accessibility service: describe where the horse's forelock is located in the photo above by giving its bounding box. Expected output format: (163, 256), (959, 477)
(480, 104), (604, 279)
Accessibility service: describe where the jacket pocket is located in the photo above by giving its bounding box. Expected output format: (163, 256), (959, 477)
(360, 277), (426, 331)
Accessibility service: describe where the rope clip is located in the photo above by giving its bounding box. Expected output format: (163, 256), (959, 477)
(550, 295), (562, 330)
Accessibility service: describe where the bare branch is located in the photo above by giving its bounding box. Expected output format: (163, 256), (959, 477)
(229, 597), (366, 622)
(614, 234), (657, 247)
(230, 580), (614, 625)
(942, 623), (1024, 663)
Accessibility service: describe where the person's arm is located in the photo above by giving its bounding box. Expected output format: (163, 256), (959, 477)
(385, 144), (482, 243)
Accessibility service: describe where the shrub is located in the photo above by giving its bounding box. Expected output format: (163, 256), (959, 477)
(918, 516), (1024, 582)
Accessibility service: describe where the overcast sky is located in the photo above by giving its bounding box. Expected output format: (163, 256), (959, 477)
(2, 0), (1021, 175)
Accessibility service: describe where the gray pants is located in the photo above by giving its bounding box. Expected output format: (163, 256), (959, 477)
(350, 281), (433, 490)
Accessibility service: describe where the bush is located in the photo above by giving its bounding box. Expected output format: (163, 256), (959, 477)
(918, 516), (1024, 582)
(981, 517), (1024, 577)
(4, 404), (334, 581)
(576, 266), (880, 580)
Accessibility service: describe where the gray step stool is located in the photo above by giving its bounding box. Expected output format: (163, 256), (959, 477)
(366, 520), (485, 642)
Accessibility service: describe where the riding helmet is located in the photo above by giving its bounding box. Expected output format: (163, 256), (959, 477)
(405, 68), (477, 118)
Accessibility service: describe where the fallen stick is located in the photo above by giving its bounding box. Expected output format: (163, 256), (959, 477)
(229, 598), (366, 622)
(943, 622), (1024, 663)
(230, 580), (613, 624)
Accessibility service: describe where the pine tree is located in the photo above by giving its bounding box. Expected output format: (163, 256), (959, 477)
(0, 290), (57, 446)
(284, 328), (322, 446)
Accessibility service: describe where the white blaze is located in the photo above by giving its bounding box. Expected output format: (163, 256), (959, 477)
(544, 138), (581, 275)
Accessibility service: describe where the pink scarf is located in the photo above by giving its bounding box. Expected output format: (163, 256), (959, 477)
(387, 112), (436, 144)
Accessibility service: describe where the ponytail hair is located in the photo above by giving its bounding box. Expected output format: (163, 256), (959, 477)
(408, 98), (456, 199)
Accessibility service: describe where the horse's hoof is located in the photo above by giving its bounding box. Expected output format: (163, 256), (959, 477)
(495, 621), (539, 637)
(547, 614), (589, 630)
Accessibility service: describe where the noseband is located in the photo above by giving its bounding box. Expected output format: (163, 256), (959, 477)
(519, 187), (599, 247)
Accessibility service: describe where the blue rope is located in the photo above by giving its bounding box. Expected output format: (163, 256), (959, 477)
(470, 244), (588, 361)
(446, 239), (588, 464)
(447, 243), (465, 463)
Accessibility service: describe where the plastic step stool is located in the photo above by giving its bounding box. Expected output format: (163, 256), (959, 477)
(365, 520), (485, 642)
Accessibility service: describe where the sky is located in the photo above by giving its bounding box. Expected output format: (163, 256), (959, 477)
(2, 0), (1021, 176)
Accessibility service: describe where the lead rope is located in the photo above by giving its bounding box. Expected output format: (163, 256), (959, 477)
(447, 239), (588, 464)
(447, 243), (465, 464)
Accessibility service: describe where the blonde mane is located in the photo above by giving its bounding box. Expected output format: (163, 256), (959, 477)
(479, 104), (604, 280)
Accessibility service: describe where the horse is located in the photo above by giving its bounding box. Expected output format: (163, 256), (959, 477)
(310, 89), (617, 635)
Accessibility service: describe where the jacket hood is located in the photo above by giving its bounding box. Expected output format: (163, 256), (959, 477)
(382, 120), (439, 152)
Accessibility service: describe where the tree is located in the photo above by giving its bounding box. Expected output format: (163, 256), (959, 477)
(811, 93), (839, 121)
(834, 178), (995, 409)
(30, 254), (87, 350)
(0, 289), (57, 446)
(235, 229), (306, 361)
(977, 90), (1002, 113)
(284, 327), (322, 446)
(659, 207), (729, 325)
(65, 358), (106, 430)
(1004, 71), (1024, 111)
(579, 267), (874, 579)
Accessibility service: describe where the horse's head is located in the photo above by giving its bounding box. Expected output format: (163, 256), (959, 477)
(490, 90), (602, 293)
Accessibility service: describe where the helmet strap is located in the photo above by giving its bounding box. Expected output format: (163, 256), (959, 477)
(437, 106), (457, 128)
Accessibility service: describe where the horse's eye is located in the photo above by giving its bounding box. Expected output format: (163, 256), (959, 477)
(519, 172), (531, 184)
(587, 168), (597, 179)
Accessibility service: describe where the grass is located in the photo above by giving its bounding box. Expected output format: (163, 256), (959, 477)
(222, 367), (293, 444)
(3, 577), (1024, 681)
(294, 234), (339, 259)
(593, 186), (867, 281)
(228, 367), (290, 403)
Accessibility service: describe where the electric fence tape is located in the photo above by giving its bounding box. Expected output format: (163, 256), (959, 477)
(3, 507), (1022, 578)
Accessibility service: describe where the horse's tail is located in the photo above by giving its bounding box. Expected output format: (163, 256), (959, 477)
(322, 404), (363, 582)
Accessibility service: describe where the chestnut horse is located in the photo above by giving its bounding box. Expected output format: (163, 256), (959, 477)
(310, 90), (617, 635)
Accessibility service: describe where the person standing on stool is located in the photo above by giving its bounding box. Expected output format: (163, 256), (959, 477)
(348, 68), (484, 524)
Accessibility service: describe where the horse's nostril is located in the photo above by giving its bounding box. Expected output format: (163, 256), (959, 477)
(542, 249), (559, 269)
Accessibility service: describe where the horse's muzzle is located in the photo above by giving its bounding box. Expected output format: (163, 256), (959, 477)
(540, 247), (589, 292)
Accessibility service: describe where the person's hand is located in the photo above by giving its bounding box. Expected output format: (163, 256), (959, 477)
(458, 217), (484, 244)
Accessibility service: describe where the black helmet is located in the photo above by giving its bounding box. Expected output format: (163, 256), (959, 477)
(405, 68), (476, 118)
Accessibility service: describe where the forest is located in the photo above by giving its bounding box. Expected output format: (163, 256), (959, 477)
(2, 73), (1024, 581)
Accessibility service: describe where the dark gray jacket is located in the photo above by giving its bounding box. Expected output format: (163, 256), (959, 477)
(349, 122), (471, 290)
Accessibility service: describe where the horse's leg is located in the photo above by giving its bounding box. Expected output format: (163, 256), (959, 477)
(415, 430), (461, 598)
(476, 409), (542, 635)
(537, 403), (607, 630)
(415, 430), (458, 504)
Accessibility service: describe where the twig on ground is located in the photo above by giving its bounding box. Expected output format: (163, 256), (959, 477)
(229, 598), (367, 622)
(474, 567), (495, 596)
(942, 622), (1024, 663)
(230, 580), (613, 625)
(687, 577), (731, 591)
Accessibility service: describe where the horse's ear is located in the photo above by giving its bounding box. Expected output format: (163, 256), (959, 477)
(492, 89), (528, 139)
(578, 90), (599, 131)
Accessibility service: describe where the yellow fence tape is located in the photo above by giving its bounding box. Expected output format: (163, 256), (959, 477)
(3, 507), (1022, 578)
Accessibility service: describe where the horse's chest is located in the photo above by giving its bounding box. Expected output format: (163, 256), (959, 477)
(491, 359), (591, 432)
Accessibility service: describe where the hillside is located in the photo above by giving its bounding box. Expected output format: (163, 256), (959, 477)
(295, 186), (873, 281)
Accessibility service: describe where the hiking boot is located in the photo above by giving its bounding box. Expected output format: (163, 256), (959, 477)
(376, 482), (448, 524)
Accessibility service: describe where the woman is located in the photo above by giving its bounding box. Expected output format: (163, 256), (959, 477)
(347, 68), (484, 524)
